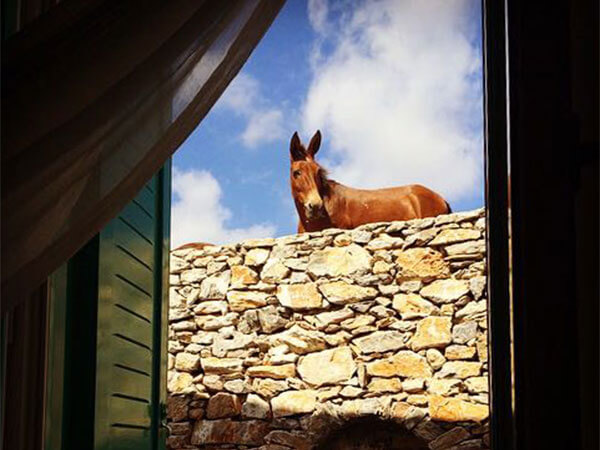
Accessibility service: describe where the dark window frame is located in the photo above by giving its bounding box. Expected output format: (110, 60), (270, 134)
(482, 0), (514, 448)
(484, 0), (598, 449)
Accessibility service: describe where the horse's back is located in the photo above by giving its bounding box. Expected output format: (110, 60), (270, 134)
(404, 184), (450, 217)
(347, 183), (449, 223)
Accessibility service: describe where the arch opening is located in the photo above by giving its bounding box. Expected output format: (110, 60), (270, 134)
(314, 417), (429, 450)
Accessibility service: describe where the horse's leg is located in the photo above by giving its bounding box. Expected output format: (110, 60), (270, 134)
(297, 221), (306, 234)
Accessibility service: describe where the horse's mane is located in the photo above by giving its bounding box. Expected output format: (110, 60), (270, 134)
(316, 164), (335, 197)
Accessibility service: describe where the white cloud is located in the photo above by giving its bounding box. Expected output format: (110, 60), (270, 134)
(302, 0), (483, 203)
(307, 0), (329, 34)
(218, 73), (260, 112)
(242, 109), (285, 148)
(217, 73), (285, 149)
(171, 167), (276, 248)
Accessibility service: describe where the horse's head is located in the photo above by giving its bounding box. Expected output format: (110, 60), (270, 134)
(289, 130), (328, 220)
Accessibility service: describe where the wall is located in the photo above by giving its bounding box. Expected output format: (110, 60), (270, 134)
(167, 208), (489, 449)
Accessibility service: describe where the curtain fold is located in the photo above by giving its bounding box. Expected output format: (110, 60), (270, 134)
(1, 0), (285, 310)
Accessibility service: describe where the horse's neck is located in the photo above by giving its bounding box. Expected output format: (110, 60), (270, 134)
(296, 180), (358, 231)
(323, 180), (354, 226)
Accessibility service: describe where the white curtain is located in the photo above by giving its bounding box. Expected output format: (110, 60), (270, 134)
(1, 0), (285, 309)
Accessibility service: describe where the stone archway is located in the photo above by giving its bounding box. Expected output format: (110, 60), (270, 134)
(314, 417), (428, 450)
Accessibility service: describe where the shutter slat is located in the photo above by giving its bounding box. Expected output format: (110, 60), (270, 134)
(132, 187), (155, 219)
(109, 425), (152, 449)
(109, 334), (152, 374)
(109, 396), (151, 427)
(114, 218), (154, 268)
(111, 367), (152, 401)
(113, 251), (153, 298)
(112, 276), (153, 321)
(119, 208), (154, 245)
(112, 305), (152, 346)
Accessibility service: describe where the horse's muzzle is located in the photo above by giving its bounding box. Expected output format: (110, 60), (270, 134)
(305, 203), (325, 219)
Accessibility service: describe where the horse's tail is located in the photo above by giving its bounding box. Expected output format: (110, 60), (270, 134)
(445, 201), (452, 213)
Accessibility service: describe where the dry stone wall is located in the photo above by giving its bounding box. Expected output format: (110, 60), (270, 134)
(167, 208), (490, 450)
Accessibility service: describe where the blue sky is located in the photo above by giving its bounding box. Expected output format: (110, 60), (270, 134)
(171, 0), (484, 247)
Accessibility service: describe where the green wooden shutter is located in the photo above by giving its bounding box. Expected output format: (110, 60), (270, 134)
(45, 162), (171, 450)
(94, 164), (171, 450)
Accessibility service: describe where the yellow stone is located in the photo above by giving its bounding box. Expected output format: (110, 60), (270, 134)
(244, 248), (270, 266)
(341, 315), (375, 330)
(271, 325), (327, 354)
(367, 377), (403, 393)
(429, 395), (489, 422)
(366, 235), (405, 250)
(465, 377), (489, 393)
(252, 378), (289, 398)
(317, 386), (342, 402)
(389, 401), (412, 420)
(438, 361), (482, 379)
(201, 357), (243, 374)
(420, 279), (470, 304)
(389, 401), (425, 425)
(230, 265), (258, 287)
(307, 244), (373, 278)
(243, 238), (276, 248)
(333, 234), (352, 247)
(445, 345), (477, 360)
(395, 248), (450, 281)
(410, 316), (453, 351)
(227, 290), (269, 312)
(260, 259), (290, 283)
(167, 372), (194, 393)
(373, 261), (392, 274)
(445, 240), (485, 256)
(247, 364), (296, 379)
(271, 390), (317, 417)
(339, 398), (386, 417)
(276, 284), (323, 310)
(440, 304), (455, 316)
(476, 334), (488, 362)
(318, 281), (377, 305)
(392, 293), (436, 319)
(297, 347), (356, 386)
(427, 379), (463, 396)
(426, 349), (446, 370)
(429, 229), (481, 246)
(175, 352), (201, 372)
(206, 392), (242, 419)
(406, 394), (428, 406)
(366, 351), (432, 378)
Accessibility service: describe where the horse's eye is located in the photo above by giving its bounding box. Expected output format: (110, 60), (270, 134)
(293, 170), (302, 178)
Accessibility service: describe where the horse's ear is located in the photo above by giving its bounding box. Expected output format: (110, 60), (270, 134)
(307, 130), (321, 158)
(290, 132), (305, 161)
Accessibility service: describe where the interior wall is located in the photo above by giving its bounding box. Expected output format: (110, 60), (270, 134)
(1, 283), (48, 450)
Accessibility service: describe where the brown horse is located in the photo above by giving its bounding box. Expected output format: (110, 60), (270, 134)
(289, 130), (451, 233)
(173, 242), (214, 251)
